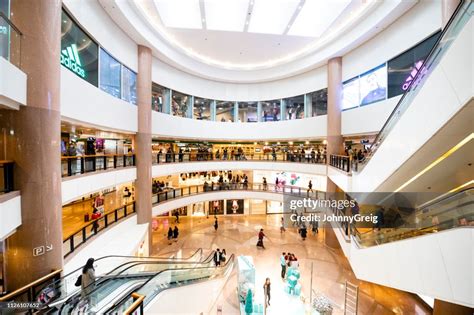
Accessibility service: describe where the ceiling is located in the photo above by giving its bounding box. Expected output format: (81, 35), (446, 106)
(100, 0), (417, 82)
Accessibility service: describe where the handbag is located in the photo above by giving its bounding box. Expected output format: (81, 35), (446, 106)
(74, 275), (82, 287)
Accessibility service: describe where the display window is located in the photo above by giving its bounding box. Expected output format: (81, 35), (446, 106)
(261, 100), (280, 121)
(216, 101), (234, 122)
(238, 102), (258, 122)
(99, 48), (121, 98)
(194, 97), (212, 120)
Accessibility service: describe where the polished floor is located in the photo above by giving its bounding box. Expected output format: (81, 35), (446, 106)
(151, 215), (431, 315)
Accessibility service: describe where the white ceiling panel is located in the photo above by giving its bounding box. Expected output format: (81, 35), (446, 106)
(204, 0), (250, 32)
(248, 0), (300, 35)
(288, 0), (352, 37)
(154, 0), (202, 30)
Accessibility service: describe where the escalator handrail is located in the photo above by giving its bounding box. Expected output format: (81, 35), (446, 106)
(417, 187), (473, 211)
(63, 251), (217, 312)
(105, 254), (235, 314)
(357, 0), (470, 171)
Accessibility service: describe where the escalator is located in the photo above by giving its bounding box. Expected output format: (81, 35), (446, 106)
(343, 0), (474, 193)
(60, 251), (219, 314)
(36, 248), (206, 312)
(330, 188), (474, 307)
(104, 254), (235, 314)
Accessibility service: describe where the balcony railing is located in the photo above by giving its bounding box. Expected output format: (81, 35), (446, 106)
(0, 12), (22, 68)
(61, 154), (135, 178)
(63, 202), (135, 258)
(329, 155), (350, 173)
(0, 160), (14, 193)
(152, 152), (327, 164)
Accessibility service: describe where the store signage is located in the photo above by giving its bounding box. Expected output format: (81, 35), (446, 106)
(32, 244), (53, 257)
(402, 60), (423, 91)
(60, 44), (85, 78)
(0, 26), (7, 35)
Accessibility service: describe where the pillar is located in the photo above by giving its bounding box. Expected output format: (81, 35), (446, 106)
(442, 0), (460, 28)
(1, 0), (63, 290)
(324, 57), (344, 249)
(136, 46), (153, 246)
(433, 299), (473, 315)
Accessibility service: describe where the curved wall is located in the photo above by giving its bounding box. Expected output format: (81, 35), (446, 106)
(152, 161), (327, 178)
(61, 167), (137, 204)
(152, 112), (327, 140)
(152, 190), (284, 216)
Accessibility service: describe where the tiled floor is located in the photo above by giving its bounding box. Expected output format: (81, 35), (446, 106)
(151, 215), (432, 315)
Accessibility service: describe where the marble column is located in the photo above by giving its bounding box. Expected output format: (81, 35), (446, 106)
(324, 57), (344, 249)
(433, 299), (473, 315)
(135, 46), (153, 246)
(1, 0), (63, 290)
(442, 0), (460, 28)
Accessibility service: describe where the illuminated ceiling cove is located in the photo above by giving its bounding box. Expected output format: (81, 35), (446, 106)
(100, 0), (417, 82)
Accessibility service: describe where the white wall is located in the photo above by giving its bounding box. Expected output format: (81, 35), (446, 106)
(352, 16), (473, 192)
(342, 228), (474, 308)
(0, 192), (21, 241)
(60, 67), (138, 133)
(342, 0), (441, 81)
(341, 96), (401, 136)
(153, 191), (285, 216)
(62, 167), (136, 204)
(152, 112), (327, 141)
(0, 57), (27, 109)
(152, 162), (327, 178)
(327, 167), (352, 193)
(153, 58), (327, 101)
(63, 0), (138, 71)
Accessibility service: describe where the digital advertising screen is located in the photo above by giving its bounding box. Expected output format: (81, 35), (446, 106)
(359, 64), (387, 106)
(342, 77), (360, 110)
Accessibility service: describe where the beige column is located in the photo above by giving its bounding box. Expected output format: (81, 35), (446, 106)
(324, 57), (344, 249)
(442, 0), (460, 28)
(135, 46), (153, 244)
(1, 0), (63, 290)
(433, 299), (473, 315)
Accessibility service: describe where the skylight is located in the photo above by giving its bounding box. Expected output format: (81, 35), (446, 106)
(154, 0), (202, 30)
(204, 0), (250, 32)
(247, 0), (300, 35)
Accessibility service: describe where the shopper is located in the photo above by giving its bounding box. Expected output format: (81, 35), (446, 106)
(167, 227), (173, 244)
(272, 148), (277, 161)
(214, 217), (219, 231)
(280, 253), (287, 279)
(214, 248), (221, 267)
(175, 211), (180, 224)
(262, 177), (268, 191)
(263, 278), (271, 307)
(220, 249), (227, 263)
(91, 207), (101, 234)
(178, 148), (184, 162)
(257, 229), (266, 249)
(173, 226), (179, 241)
(311, 220), (319, 235)
(300, 225), (307, 241)
(280, 217), (286, 233)
(81, 258), (96, 298)
(307, 180), (313, 195)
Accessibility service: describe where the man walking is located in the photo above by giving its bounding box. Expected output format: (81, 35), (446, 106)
(280, 252), (287, 279)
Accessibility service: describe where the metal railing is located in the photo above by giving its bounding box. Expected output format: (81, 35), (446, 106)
(61, 154), (135, 178)
(329, 154), (350, 173)
(123, 293), (145, 315)
(62, 202), (136, 258)
(0, 269), (62, 308)
(0, 12), (22, 68)
(0, 160), (14, 193)
(152, 152), (327, 164)
(355, 0), (473, 173)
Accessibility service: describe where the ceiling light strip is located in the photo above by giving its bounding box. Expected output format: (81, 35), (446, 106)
(283, 0), (305, 35)
(416, 180), (474, 209)
(200, 0), (207, 29)
(394, 133), (474, 193)
(244, 0), (254, 32)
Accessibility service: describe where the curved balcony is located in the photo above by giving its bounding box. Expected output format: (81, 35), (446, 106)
(151, 152), (328, 177)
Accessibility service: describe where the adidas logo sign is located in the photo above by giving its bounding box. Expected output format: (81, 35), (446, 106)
(402, 60), (423, 91)
(60, 44), (85, 78)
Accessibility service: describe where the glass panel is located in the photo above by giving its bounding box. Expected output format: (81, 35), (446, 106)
(310, 88), (327, 116)
(61, 10), (98, 86)
(152, 83), (165, 112)
(194, 97), (212, 120)
(359, 63), (387, 106)
(388, 31), (441, 98)
(342, 77), (359, 110)
(238, 102), (258, 122)
(99, 49), (121, 98)
(216, 101), (234, 122)
(284, 95), (304, 120)
(261, 100), (280, 121)
(171, 91), (190, 118)
(122, 66), (137, 105)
